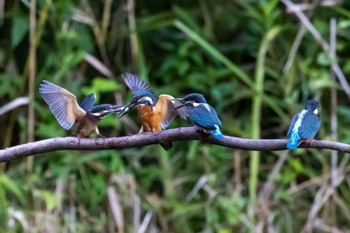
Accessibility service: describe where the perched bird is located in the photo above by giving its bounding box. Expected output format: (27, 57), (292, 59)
(39, 80), (122, 139)
(172, 93), (223, 140)
(117, 73), (187, 149)
(287, 99), (321, 150)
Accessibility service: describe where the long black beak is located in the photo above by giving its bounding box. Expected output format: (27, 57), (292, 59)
(117, 102), (138, 118)
(110, 105), (125, 113)
(171, 98), (187, 112)
(172, 103), (187, 111)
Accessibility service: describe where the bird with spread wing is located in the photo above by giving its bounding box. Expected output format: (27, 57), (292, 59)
(117, 73), (187, 149)
(39, 80), (122, 139)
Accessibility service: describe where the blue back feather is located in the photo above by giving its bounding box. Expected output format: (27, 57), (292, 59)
(188, 104), (223, 139)
(80, 94), (96, 111)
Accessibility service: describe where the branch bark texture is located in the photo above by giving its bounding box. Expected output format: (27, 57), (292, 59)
(1, 127), (349, 163)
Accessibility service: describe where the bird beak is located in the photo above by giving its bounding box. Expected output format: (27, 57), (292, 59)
(172, 102), (187, 111)
(117, 101), (138, 118)
(173, 97), (184, 103)
(171, 98), (186, 112)
(110, 105), (124, 112)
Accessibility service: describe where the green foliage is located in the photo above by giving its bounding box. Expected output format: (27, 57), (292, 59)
(1, 0), (350, 232)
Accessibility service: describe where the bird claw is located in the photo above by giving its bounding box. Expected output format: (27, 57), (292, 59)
(304, 138), (315, 144)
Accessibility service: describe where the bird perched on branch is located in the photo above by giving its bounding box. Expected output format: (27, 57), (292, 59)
(172, 93), (223, 140)
(117, 73), (187, 149)
(287, 99), (321, 150)
(39, 80), (122, 139)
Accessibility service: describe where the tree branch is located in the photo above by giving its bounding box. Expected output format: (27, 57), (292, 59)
(0, 127), (349, 163)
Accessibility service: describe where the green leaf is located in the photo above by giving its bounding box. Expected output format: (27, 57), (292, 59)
(11, 16), (29, 48)
(82, 77), (121, 96)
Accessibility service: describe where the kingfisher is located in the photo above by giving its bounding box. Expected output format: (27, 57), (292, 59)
(39, 80), (122, 139)
(117, 73), (187, 149)
(172, 93), (223, 140)
(287, 99), (321, 150)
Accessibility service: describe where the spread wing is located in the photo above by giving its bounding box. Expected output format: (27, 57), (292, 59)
(122, 73), (156, 98)
(39, 80), (86, 130)
(299, 113), (321, 139)
(80, 93), (96, 111)
(154, 94), (187, 129)
(189, 104), (221, 130)
(287, 112), (299, 136)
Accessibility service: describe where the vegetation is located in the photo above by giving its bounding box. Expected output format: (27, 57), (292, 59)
(1, 0), (350, 232)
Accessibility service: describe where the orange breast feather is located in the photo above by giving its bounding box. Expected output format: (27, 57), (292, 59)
(137, 95), (173, 132)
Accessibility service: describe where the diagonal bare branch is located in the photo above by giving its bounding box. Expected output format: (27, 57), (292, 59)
(280, 0), (350, 99)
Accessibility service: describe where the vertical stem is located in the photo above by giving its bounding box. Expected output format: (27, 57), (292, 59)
(101, 0), (113, 44)
(330, 18), (337, 184)
(329, 18), (337, 225)
(249, 35), (269, 202)
(233, 150), (242, 195)
(127, 0), (139, 71)
(158, 148), (175, 199)
(27, 0), (36, 173)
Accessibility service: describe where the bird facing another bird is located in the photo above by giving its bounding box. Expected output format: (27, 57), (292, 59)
(116, 73), (190, 149)
(117, 73), (188, 133)
(39, 80), (123, 139)
(171, 93), (223, 140)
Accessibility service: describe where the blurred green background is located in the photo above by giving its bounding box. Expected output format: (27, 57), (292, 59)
(1, 0), (350, 232)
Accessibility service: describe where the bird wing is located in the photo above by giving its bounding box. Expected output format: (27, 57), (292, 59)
(298, 113), (321, 139)
(189, 104), (221, 130)
(122, 73), (157, 98)
(153, 94), (185, 129)
(287, 112), (299, 136)
(80, 93), (96, 111)
(39, 80), (86, 130)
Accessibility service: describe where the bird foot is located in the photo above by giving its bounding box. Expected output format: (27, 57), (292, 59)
(303, 138), (315, 144)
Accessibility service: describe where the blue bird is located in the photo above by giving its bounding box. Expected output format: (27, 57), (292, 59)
(173, 93), (223, 140)
(287, 100), (321, 150)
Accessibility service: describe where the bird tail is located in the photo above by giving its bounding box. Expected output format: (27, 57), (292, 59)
(211, 126), (224, 140)
(287, 132), (300, 150)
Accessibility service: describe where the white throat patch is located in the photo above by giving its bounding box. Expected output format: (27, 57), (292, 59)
(313, 108), (319, 115)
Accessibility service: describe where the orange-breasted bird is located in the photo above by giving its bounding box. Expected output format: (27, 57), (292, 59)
(117, 73), (187, 149)
(39, 80), (122, 139)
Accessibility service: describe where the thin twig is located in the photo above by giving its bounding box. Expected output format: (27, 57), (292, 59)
(283, 0), (319, 74)
(27, 0), (36, 172)
(285, 0), (342, 13)
(330, 18), (338, 186)
(1, 127), (350, 163)
(0, 97), (30, 116)
(84, 53), (114, 78)
(280, 0), (350, 99)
